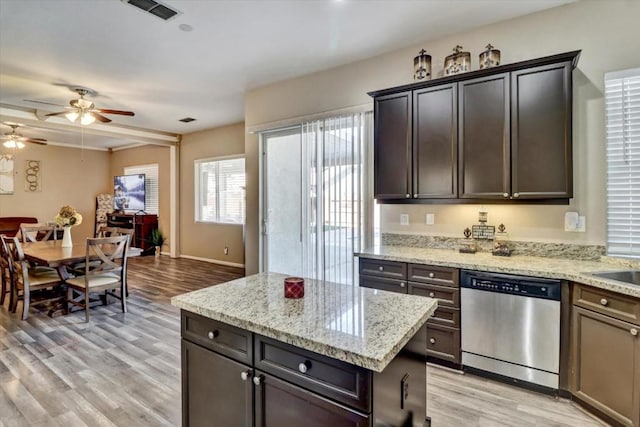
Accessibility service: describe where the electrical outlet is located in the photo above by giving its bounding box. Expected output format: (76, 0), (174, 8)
(425, 213), (435, 225)
(575, 216), (586, 232)
(224, 246), (229, 255)
(400, 214), (409, 226)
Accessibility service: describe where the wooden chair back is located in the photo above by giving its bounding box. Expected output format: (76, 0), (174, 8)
(0, 234), (13, 305)
(20, 224), (58, 243)
(83, 235), (130, 281)
(96, 226), (121, 238)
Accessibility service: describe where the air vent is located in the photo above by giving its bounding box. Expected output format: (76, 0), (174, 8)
(179, 117), (196, 123)
(121, 0), (181, 21)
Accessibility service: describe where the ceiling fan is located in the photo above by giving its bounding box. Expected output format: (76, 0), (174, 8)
(38, 87), (135, 125)
(1, 123), (47, 149)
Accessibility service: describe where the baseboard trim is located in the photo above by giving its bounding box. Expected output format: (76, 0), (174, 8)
(180, 254), (245, 268)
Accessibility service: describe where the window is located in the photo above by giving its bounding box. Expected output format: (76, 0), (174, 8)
(195, 156), (245, 224)
(605, 68), (640, 258)
(124, 163), (159, 215)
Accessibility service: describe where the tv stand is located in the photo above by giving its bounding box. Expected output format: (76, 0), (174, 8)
(107, 213), (158, 252)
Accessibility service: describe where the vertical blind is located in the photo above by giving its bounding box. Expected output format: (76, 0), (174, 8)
(124, 163), (159, 215)
(605, 68), (640, 258)
(195, 156), (245, 224)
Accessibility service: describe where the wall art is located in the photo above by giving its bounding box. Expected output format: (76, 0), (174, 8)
(0, 154), (15, 195)
(25, 159), (41, 192)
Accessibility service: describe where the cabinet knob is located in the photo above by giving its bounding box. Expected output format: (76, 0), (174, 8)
(428, 292), (435, 298)
(405, 194), (411, 198)
(207, 330), (219, 340)
(513, 192), (520, 198)
(429, 338), (436, 344)
(631, 328), (638, 337)
(240, 370), (251, 381)
(400, 282), (405, 288)
(253, 375), (263, 386)
(378, 266), (384, 271)
(298, 361), (311, 374)
(428, 272), (435, 278)
(600, 298), (608, 306)
(413, 194), (418, 198)
(503, 193), (509, 198)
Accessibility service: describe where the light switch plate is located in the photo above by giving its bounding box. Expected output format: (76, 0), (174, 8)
(400, 214), (409, 226)
(426, 213), (435, 225)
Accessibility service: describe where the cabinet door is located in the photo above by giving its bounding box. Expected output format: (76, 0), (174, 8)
(182, 340), (253, 427)
(458, 73), (510, 199)
(374, 91), (412, 200)
(571, 307), (640, 426)
(413, 83), (457, 198)
(254, 372), (370, 427)
(511, 62), (572, 199)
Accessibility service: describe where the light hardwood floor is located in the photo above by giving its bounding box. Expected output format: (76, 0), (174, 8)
(1, 257), (607, 426)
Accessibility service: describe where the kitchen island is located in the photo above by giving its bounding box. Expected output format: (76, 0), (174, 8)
(171, 272), (438, 427)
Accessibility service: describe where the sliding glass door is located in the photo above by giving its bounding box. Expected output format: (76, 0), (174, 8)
(261, 112), (373, 285)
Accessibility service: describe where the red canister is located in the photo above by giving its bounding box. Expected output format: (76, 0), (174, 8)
(284, 277), (304, 299)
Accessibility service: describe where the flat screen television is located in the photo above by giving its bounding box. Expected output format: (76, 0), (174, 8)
(114, 174), (145, 212)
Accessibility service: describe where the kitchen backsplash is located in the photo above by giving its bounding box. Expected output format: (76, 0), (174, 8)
(381, 233), (606, 261)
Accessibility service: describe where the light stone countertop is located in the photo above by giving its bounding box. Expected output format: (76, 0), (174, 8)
(171, 272), (437, 372)
(356, 246), (640, 299)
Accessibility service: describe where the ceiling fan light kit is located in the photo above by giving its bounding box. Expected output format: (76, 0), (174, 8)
(3, 140), (25, 149)
(1, 124), (48, 149)
(44, 87), (135, 126)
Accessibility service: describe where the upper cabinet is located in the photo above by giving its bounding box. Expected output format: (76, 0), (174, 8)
(370, 50), (580, 204)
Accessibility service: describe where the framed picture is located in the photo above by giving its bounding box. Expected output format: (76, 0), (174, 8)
(25, 159), (41, 192)
(0, 154), (15, 195)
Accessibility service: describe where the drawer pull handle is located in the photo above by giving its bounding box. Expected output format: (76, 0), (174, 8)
(298, 361), (312, 374)
(400, 282), (406, 288)
(632, 329), (638, 337)
(429, 338), (436, 344)
(503, 193), (509, 198)
(513, 192), (520, 198)
(207, 330), (219, 340)
(378, 266), (384, 271)
(428, 292), (435, 298)
(240, 370), (251, 381)
(600, 298), (608, 306)
(253, 375), (263, 386)
(428, 272), (435, 278)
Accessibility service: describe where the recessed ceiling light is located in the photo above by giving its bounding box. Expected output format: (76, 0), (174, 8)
(179, 23), (193, 32)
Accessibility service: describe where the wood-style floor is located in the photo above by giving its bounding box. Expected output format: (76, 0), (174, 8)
(1, 256), (607, 426)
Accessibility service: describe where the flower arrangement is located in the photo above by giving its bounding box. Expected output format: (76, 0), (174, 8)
(54, 205), (83, 227)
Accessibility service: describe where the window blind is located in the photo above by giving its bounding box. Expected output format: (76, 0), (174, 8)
(124, 163), (159, 215)
(195, 156), (245, 224)
(605, 68), (640, 258)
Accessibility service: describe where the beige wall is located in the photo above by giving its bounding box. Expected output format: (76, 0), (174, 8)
(0, 145), (110, 239)
(180, 122), (245, 266)
(244, 0), (640, 274)
(110, 145), (171, 242)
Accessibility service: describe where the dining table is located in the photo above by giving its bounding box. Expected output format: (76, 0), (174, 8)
(22, 240), (89, 280)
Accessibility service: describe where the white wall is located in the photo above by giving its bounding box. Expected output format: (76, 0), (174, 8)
(244, 0), (640, 273)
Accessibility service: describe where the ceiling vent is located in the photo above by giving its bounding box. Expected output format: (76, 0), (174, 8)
(121, 0), (181, 21)
(179, 117), (196, 123)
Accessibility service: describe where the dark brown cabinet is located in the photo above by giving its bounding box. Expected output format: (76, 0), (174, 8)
(571, 284), (640, 426)
(107, 213), (158, 251)
(369, 50), (580, 204)
(374, 91), (412, 200)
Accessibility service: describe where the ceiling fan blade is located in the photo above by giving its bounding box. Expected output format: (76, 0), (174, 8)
(91, 112), (112, 123)
(25, 139), (48, 146)
(45, 111), (69, 117)
(94, 109), (135, 116)
(23, 99), (67, 107)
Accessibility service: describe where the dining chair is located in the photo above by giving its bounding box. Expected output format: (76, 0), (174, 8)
(20, 224), (58, 243)
(0, 234), (12, 307)
(2, 235), (64, 320)
(65, 235), (130, 322)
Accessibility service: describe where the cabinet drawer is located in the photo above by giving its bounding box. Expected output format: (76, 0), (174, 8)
(427, 306), (460, 328)
(359, 258), (407, 280)
(409, 282), (459, 308)
(359, 275), (407, 294)
(426, 324), (461, 364)
(181, 311), (253, 365)
(408, 264), (459, 287)
(254, 335), (372, 413)
(573, 283), (640, 325)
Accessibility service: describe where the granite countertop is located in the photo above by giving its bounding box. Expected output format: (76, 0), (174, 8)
(356, 246), (640, 299)
(171, 272), (437, 372)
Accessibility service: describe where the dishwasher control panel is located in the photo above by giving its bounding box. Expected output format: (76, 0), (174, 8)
(461, 271), (561, 300)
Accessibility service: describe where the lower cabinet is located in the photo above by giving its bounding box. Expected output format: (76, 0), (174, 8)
(255, 372), (370, 427)
(182, 340), (253, 427)
(571, 284), (640, 427)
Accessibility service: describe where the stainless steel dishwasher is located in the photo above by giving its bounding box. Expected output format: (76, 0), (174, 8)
(460, 270), (561, 389)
